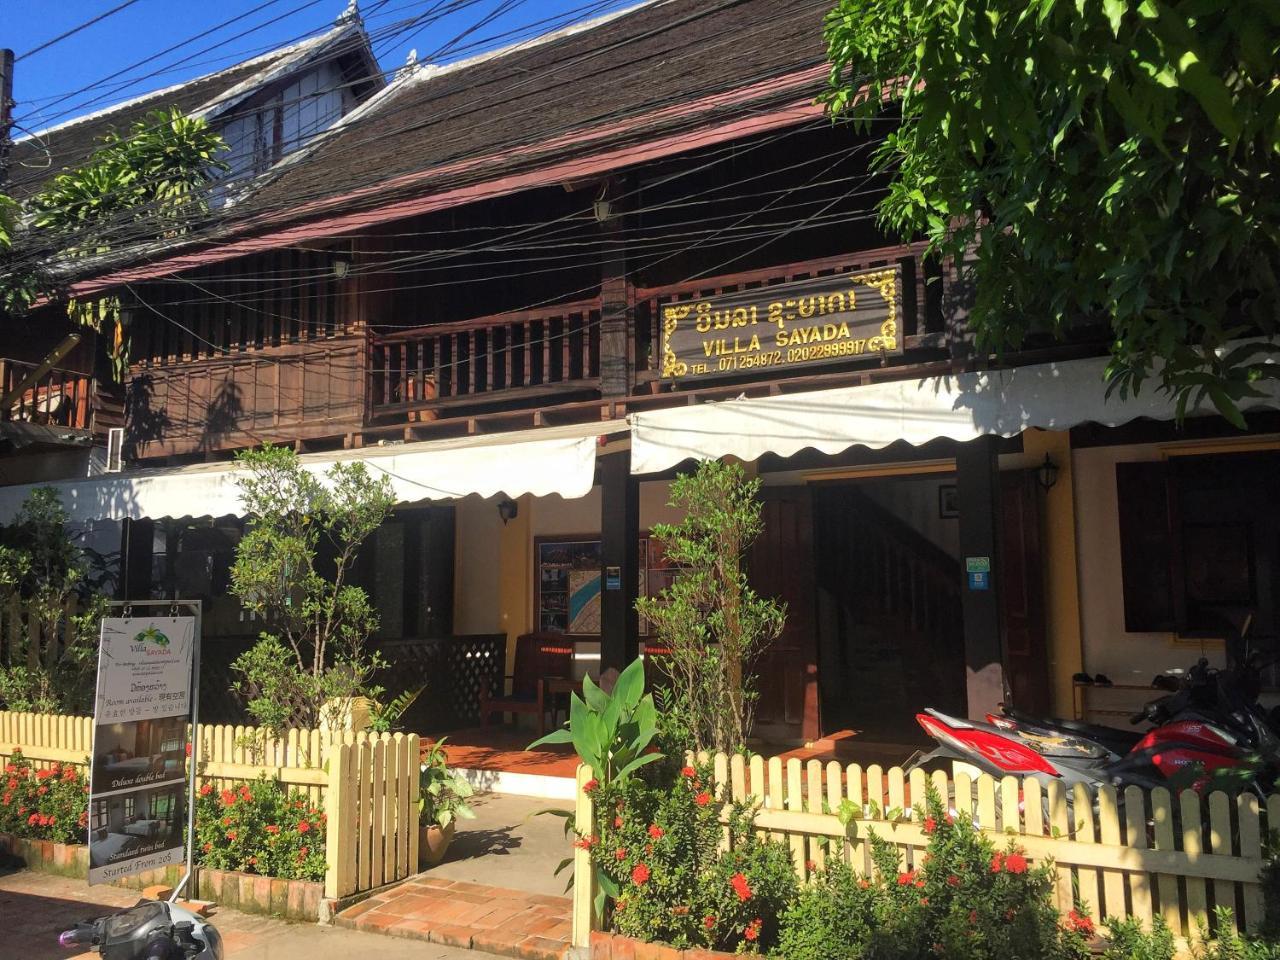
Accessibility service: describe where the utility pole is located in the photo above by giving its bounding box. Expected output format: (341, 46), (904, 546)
(0, 48), (13, 189)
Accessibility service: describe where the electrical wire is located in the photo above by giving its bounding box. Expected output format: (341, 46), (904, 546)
(10, 0), (835, 255)
(8, 0), (646, 228)
(10, 0), (865, 305)
(15, 0), (145, 64)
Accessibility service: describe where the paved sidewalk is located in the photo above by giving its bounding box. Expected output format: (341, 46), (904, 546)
(336, 875), (571, 960)
(0, 869), (500, 960)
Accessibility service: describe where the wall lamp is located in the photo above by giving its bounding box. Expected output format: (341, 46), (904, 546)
(332, 259), (350, 280)
(592, 182), (612, 223)
(1036, 453), (1060, 492)
(497, 498), (519, 525)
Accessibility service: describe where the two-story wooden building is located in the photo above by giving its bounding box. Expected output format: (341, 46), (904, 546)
(4, 0), (1279, 749)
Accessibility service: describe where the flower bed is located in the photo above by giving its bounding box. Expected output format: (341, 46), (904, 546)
(0, 751), (90, 843)
(587, 764), (795, 953)
(581, 762), (1098, 959)
(194, 775), (326, 882)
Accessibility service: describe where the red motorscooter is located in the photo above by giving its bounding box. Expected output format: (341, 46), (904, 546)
(908, 656), (1280, 799)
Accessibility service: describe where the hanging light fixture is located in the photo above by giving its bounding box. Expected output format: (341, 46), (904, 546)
(592, 182), (612, 223)
(1036, 453), (1060, 491)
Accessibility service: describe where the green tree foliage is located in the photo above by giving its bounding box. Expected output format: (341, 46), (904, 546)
(636, 461), (785, 754)
(29, 107), (227, 243)
(822, 0), (1280, 423)
(0, 489), (108, 713)
(228, 445), (394, 734)
(1, 107), (227, 377)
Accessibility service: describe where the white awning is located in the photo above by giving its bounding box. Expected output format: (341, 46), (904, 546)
(629, 354), (1280, 475)
(0, 421), (622, 523)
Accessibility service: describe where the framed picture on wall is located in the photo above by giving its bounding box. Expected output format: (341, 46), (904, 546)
(938, 484), (959, 519)
(534, 535), (658, 636)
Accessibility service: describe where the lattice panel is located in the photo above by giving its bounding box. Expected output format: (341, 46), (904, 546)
(445, 634), (504, 728)
(375, 634), (505, 733)
(197, 639), (255, 724)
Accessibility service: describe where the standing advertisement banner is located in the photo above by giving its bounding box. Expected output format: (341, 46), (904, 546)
(88, 615), (195, 885)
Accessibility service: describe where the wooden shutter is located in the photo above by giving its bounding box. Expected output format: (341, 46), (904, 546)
(1116, 461), (1176, 631)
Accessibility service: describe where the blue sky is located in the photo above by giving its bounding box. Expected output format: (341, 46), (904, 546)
(5, 0), (638, 135)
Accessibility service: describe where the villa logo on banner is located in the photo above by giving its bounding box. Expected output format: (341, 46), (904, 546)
(88, 616), (195, 885)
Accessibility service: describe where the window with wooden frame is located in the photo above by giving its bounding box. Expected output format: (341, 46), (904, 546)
(91, 800), (108, 831)
(1116, 451), (1280, 638)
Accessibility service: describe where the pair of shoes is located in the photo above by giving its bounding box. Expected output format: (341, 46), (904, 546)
(1071, 673), (1114, 687)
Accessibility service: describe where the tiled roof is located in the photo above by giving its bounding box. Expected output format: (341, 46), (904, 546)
(233, 0), (833, 224)
(8, 23), (378, 200)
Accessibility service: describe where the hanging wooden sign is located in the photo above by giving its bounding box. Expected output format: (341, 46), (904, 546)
(658, 265), (903, 382)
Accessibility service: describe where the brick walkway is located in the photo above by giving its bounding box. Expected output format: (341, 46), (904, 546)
(336, 876), (571, 960)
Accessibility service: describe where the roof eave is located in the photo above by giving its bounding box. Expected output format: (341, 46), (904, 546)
(60, 66), (829, 298)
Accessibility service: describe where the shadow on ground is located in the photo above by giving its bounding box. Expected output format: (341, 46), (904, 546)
(0, 877), (143, 960)
(428, 792), (572, 896)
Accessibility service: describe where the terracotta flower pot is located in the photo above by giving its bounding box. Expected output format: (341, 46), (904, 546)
(418, 822), (456, 868)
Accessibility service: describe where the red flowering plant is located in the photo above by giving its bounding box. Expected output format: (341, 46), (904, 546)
(590, 759), (795, 953)
(0, 751), (89, 844)
(775, 786), (1092, 960)
(194, 774), (325, 881)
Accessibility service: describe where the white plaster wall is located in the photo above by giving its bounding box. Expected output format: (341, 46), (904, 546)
(1072, 440), (1230, 721)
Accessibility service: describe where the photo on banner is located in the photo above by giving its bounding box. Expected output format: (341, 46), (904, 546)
(89, 617), (195, 886)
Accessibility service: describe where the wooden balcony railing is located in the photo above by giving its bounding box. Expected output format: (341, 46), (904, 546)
(0, 358), (93, 431)
(368, 300), (602, 416)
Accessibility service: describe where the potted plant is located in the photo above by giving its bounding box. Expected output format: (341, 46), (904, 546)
(418, 738), (476, 867)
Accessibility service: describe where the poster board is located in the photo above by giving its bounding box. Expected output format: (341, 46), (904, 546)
(534, 535), (678, 635)
(88, 616), (195, 885)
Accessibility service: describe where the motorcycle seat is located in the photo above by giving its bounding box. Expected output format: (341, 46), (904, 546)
(1003, 710), (1143, 755)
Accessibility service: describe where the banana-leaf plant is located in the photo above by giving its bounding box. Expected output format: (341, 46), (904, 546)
(529, 656), (661, 784)
(528, 656), (662, 919)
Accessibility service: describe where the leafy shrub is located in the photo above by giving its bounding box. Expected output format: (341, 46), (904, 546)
(0, 488), (109, 714)
(194, 775), (325, 882)
(591, 761), (796, 952)
(229, 445), (394, 734)
(1101, 916), (1176, 960)
(635, 461), (785, 755)
(772, 857), (878, 960)
(1105, 910), (1280, 960)
(774, 789), (1090, 960)
(1193, 909), (1280, 960)
(0, 751), (89, 844)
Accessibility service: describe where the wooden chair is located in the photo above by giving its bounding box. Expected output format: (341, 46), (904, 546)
(478, 632), (575, 737)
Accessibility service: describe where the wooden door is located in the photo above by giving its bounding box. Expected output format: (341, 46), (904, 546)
(749, 486), (819, 741)
(998, 470), (1051, 714)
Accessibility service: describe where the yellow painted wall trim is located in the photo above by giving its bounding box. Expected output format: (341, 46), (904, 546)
(798, 459), (956, 482)
(1159, 434), (1280, 458)
(497, 493), (534, 676)
(1023, 429), (1084, 718)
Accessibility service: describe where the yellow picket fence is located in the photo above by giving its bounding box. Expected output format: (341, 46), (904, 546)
(0, 710), (420, 902)
(571, 756), (1277, 951)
